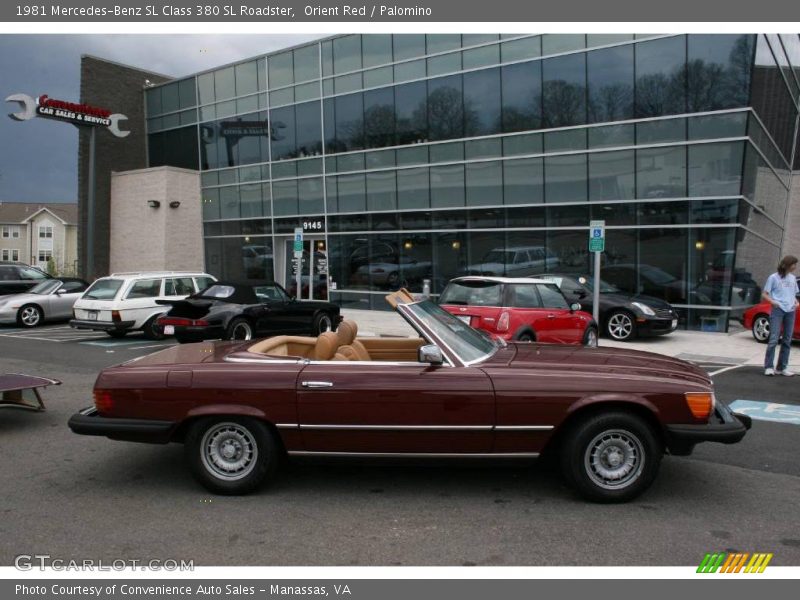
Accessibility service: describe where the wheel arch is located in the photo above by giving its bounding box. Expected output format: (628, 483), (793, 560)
(512, 324), (536, 341)
(542, 396), (665, 456)
(19, 302), (45, 319)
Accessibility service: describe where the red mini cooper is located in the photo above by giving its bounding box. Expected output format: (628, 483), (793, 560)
(439, 276), (598, 346)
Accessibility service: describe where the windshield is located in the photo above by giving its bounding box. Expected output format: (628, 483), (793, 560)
(578, 276), (620, 293)
(29, 280), (61, 295)
(404, 299), (497, 364)
(439, 280), (502, 306)
(641, 265), (677, 285)
(83, 279), (123, 301)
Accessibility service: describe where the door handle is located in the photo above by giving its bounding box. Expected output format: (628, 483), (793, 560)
(301, 381), (333, 388)
(547, 314), (556, 319)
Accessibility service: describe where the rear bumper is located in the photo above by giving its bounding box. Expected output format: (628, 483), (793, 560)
(162, 325), (224, 342)
(70, 319), (135, 332)
(665, 402), (751, 455)
(68, 406), (176, 444)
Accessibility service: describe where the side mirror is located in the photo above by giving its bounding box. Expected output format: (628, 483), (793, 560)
(418, 344), (444, 366)
(570, 302), (581, 312)
(56, 289), (66, 295)
(575, 290), (587, 299)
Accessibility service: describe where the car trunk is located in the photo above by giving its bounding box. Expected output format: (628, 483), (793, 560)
(121, 340), (246, 367)
(440, 304), (502, 333)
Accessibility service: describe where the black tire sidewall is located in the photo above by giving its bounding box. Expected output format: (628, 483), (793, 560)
(560, 411), (662, 503)
(106, 330), (127, 338)
(17, 304), (42, 328)
(225, 318), (253, 341)
(185, 416), (277, 495)
(142, 315), (166, 340)
(606, 310), (636, 341)
(313, 312), (333, 335)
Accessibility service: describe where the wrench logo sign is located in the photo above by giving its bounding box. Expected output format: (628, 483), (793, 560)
(5, 93), (129, 138)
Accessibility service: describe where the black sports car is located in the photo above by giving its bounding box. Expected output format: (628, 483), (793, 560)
(533, 273), (679, 341)
(155, 282), (342, 343)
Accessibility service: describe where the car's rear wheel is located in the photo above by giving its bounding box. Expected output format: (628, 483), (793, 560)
(515, 331), (535, 342)
(17, 304), (43, 328)
(225, 317), (253, 341)
(606, 310), (636, 341)
(313, 312), (334, 335)
(142, 315), (166, 340)
(185, 417), (278, 495)
(752, 314), (770, 343)
(560, 411), (662, 503)
(583, 326), (599, 347)
(106, 330), (127, 338)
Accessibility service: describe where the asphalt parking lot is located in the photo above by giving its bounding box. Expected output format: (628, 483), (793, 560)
(0, 322), (798, 566)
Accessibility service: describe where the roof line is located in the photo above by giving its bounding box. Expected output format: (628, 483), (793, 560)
(81, 53), (174, 80)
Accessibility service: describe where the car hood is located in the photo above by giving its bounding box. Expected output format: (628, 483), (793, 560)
(0, 292), (41, 305)
(484, 342), (710, 387)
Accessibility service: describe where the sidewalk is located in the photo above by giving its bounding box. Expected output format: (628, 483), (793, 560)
(341, 308), (800, 368)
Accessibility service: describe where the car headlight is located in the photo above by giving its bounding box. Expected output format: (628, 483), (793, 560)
(631, 301), (656, 316)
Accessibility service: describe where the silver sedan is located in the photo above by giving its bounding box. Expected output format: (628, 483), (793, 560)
(0, 279), (89, 327)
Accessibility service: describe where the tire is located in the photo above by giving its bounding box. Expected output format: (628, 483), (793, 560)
(386, 271), (400, 289)
(560, 411), (662, 503)
(224, 317), (254, 341)
(17, 304), (43, 328)
(185, 417), (278, 495)
(583, 326), (599, 347)
(106, 330), (127, 339)
(515, 330), (535, 342)
(751, 314), (770, 343)
(605, 310), (637, 341)
(312, 312), (334, 335)
(175, 334), (193, 344)
(142, 315), (166, 341)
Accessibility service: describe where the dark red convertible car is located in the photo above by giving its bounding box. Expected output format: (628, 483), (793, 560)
(69, 290), (750, 502)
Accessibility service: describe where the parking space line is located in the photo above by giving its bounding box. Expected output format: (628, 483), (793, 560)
(729, 400), (800, 425)
(125, 343), (177, 351)
(709, 365), (746, 377)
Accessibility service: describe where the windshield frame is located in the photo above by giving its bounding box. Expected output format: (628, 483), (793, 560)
(397, 298), (500, 367)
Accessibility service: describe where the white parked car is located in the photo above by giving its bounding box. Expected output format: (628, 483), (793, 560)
(70, 272), (216, 339)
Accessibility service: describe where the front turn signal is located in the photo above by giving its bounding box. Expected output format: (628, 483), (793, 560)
(685, 392), (715, 420)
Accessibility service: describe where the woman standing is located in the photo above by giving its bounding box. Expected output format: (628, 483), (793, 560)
(763, 255), (799, 376)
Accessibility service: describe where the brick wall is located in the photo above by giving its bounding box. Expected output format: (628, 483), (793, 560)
(78, 56), (171, 280)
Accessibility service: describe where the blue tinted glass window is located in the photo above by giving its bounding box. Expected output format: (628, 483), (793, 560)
(637, 146), (687, 199)
(542, 53), (587, 127)
(364, 87), (395, 149)
(363, 34), (393, 68)
(504, 158), (543, 204)
(393, 34), (426, 61)
(294, 45), (319, 82)
(463, 68), (501, 137)
(428, 75), (464, 141)
(395, 81), (427, 145)
(635, 36), (687, 117)
(545, 154), (588, 203)
(501, 61), (542, 133)
(334, 35), (362, 73)
(270, 105), (296, 160)
(589, 150), (635, 201)
(295, 101), (322, 158)
(587, 45), (634, 123)
(430, 164), (465, 207)
(335, 93), (364, 151)
(687, 35), (754, 111)
(269, 52), (293, 88)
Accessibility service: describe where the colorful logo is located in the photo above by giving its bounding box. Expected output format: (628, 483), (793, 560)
(697, 552), (773, 573)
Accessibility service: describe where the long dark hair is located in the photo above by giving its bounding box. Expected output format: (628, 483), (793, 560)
(778, 255), (798, 278)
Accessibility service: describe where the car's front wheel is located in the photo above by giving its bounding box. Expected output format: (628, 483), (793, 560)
(185, 417), (278, 495)
(17, 304), (43, 328)
(606, 310), (636, 341)
(560, 411), (662, 503)
(751, 314), (770, 343)
(582, 326), (599, 347)
(225, 317), (253, 341)
(313, 312), (334, 335)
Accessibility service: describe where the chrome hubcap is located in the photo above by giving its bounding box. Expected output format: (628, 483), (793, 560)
(584, 429), (644, 490)
(200, 423), (258, 481)
(608, 314), (633, 340)
(586, 330), (598, 347)
(232, 323), (252, 340)
(318, 315), (332, 333)
(21, 307), (40, 326)
(754, 317), (770, 341)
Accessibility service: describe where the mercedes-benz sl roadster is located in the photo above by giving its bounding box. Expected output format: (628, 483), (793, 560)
(69, 290), (750, 502)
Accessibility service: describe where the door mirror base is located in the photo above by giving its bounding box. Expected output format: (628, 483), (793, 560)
(570, 302), (581, 312)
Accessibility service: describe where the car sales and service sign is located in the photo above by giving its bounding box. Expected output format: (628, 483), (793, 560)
(5, 93), (129, 137)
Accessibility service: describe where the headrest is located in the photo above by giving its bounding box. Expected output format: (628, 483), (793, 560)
(314, 331), (340, 361)
(337, 320), (357, 346)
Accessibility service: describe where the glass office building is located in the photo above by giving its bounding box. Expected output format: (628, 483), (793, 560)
(144, 34), (799, 330)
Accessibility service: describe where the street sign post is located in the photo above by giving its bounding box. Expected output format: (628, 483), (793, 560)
(589, 220), (605, 327)
(293, 228), (303, 301)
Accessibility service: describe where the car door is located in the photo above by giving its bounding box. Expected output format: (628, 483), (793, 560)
(121, 278), (164, 326)
(535, 283), (585, 344)
(504, 283), (560, 343)
(50, 280), (88, 319)
(295, 361), (496, 454)
(252, 284), (294, 335)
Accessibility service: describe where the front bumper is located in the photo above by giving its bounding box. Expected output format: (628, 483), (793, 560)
(70, 319), (135, 332)
(637, 317), (678, 336)
(68, 406), (176, 444)
(0, 307), (19, 324)
(665, 401), (752, 456)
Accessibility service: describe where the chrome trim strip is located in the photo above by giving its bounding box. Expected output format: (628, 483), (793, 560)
(494, 425), (554, 431)
(288, 451), (541, 458)
(276, 423), (299, 429)
(298, 424), (493, 431)
(224, 357), (306, 365)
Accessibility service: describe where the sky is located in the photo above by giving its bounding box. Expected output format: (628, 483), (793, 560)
(0, 34), (321, 203)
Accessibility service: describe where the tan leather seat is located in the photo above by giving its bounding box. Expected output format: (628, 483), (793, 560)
(313, 331), (340, 361)
(336, 320), (371, 361)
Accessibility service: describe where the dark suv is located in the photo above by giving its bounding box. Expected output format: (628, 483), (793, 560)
(0, 263), (52, 296)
